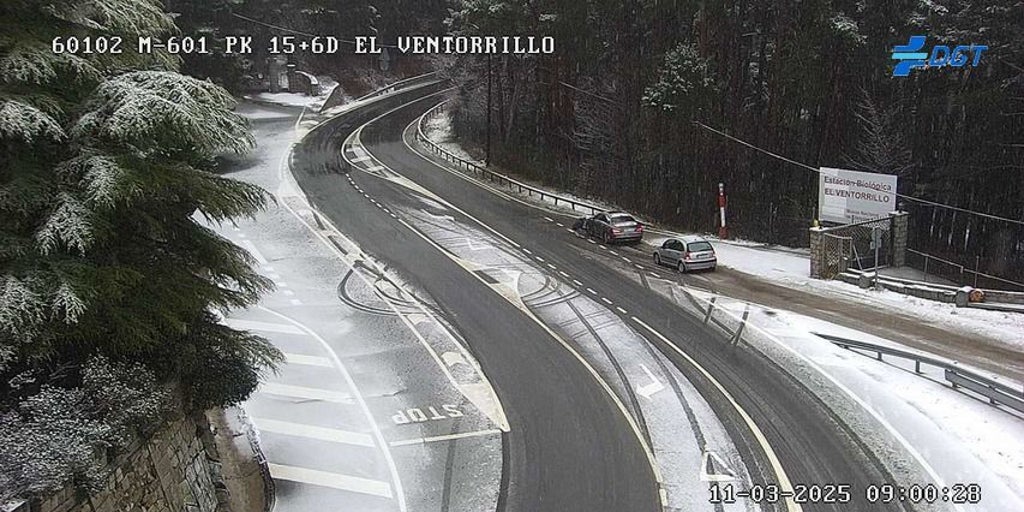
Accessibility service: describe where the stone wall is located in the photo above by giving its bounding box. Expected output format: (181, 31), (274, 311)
(19, 415), (223, 512)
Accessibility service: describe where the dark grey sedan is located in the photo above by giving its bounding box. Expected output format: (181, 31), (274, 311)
(653, 236), (717, 272)
(574, 211), (644, 244)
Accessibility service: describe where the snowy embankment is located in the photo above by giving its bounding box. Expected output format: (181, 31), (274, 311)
(246, 76), (339, 110)
(423, 108), (1024, 354)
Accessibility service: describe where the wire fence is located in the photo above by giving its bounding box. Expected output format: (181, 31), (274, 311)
(416, 101), (604, 215)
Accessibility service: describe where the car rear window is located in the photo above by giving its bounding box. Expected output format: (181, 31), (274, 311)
(609, 214), (636, 225)
(687, 241), (713, 252)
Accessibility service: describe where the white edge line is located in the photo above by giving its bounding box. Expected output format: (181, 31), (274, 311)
(259, 306), (406, 509)
(631, 316), (802, 512)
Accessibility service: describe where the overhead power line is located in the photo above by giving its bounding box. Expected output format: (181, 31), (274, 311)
(693, 121), (1024, 227)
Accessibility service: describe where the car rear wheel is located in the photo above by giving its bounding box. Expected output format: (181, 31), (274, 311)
(602, 231), (611, 244)
(653, 253), (661, 265)
(677, 260), (687, 273)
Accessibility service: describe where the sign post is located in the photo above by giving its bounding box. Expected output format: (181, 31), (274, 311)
(718, 183), (728, 239)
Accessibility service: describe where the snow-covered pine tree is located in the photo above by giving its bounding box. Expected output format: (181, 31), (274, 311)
(0, 0), (281, 500)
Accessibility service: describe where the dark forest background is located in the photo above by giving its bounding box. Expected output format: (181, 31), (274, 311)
(173, 0), (1024, 284)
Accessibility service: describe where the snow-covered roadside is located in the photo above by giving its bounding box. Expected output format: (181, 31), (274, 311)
(644, 275), (1024, 510)
(245, 76), (339, 110)
(420, 108), (1024, 354)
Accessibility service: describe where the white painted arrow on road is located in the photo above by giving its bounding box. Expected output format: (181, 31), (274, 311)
(699, 450), (738, 482)
(635, 364), (665, 400)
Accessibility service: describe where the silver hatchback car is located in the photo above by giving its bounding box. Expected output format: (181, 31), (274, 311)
(653, 236), (717, 272)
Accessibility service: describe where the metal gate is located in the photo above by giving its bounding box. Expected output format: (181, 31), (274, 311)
(821, 216), (893, 275)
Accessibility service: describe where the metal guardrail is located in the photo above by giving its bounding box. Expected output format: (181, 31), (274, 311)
(813, 332), (1024, 415)
(355, 71), (439, 102)
(907, 248), (1024, 291)
(415, 101), (603, 216)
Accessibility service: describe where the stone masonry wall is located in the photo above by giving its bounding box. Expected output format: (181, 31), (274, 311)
(28, 415), (222, 512)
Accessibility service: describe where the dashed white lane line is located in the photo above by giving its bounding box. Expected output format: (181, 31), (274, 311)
(544, 216), (554, 222)
(610, 250), (619, 256)
(601, 297), (613, 305)
(599, 245), (608, 250)
(616, 306), (628, 315)
(260, 383), (352, 404)
(226, 318), (304, 335)
(586, 288), (597, 295)
(556, 222), (564, 227)
(536, 256), (545, 263)
(587, 239), (596, 244)
(241, 240), (269, 265)
(649, 271), (661, 278)
(572, 279), (583, 286)
(390, 428), (502, 447)
(559, 271), (570, 278)
(546, 263), (556, 270)
(622, 256), (631, 263)
(255, 418), (375, 447)
(634, 264), (644, 270)
(389, 213), (398, 219)
(523, 248), (532, 255)
(283, 352), (333, 367)
(268, 464), (393, 498)
(565, 228), (575, 233)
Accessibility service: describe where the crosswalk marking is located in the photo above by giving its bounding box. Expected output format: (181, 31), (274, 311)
(226, 318), (305, 335)
(255, 418), (374, 447)
(283, 353), (333, 367)
(268, 464), (393, 498)
(259, 382), (352, 403)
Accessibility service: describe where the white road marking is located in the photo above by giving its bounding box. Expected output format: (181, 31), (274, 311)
(257, 307), (407, 510)
(351, 155), (372, 163)
(586, 288), (597, 295)
(572, 279), (583, 286)
(536, 256), (545, 263)
(556, 222), (564, 227)
(635, 363), (665, 400)
(565, 228), (575, 233)
(616, 306), (627, 314)
(544, 216), (554, 222)
(255, 418), (374, 447)
(699, 450), (738, 482)
(260, 382), (352, 404)
(601, 297), (613, 305)
(559, 271), (570, 278)
(366, 165), (386, 172)
(546, 263), (556, 270)
(390, 213), (398, 218)
(631, 317), (801, 511)
(226, 318), (304, 335)
(609, 250), (619, 256)
(622, 256), (631, 263)
(241, 240), (269, 265)
(649, 271), (661, 278)
(390, 428), (502, 447)
(634, 264), (644, 270)
(587, 239), (596, 244)
(599, 245), (607, 250)
(522, 248), (532, 254)
(268, 464), (392, 498)
(283, 353), (332, 367)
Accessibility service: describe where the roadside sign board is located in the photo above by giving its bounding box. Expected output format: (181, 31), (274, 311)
(818, 167), (898, 224)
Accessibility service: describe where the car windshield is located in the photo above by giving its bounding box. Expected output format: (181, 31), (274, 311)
(687, 241), (713, 252)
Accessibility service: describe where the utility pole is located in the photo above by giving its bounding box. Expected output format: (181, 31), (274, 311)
(486, 54), (492, 166)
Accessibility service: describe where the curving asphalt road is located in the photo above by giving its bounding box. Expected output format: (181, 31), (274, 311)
(290, 84), (911, 511)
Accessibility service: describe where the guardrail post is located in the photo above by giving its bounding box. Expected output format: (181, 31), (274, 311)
(703, 297), (718, 324)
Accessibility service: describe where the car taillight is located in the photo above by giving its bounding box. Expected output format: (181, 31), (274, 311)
(637, 224), (644, 232)
(612, 228), (622, 234)
(684, 251), (691, 260)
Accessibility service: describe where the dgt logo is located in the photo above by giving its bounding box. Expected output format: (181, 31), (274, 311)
(891, 36), (988, 77)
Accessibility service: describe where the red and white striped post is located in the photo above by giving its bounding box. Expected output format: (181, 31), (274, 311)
(717, 182), (728, 239)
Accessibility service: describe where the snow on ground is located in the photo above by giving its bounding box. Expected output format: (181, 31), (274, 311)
(665, 284), (1024, 509)
(246, 76), (339, 110)
(420, 111), (1024, 352)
